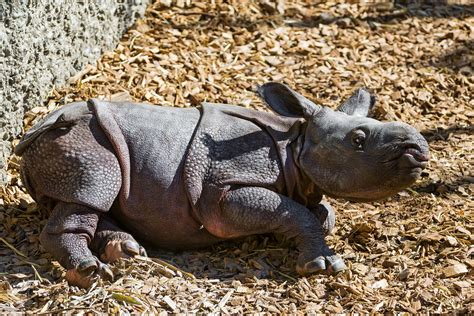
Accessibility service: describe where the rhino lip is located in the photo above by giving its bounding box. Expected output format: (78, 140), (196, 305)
(402, 146), (429, 168)
(382, 144), (429, 169)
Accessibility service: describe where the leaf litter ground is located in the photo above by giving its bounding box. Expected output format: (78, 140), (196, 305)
(1, 0), (473, 313)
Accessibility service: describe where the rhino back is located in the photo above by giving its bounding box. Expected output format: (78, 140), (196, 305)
(93, 101), (198, 196)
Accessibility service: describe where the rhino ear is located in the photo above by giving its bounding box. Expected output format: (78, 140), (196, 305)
(337, 88), (376, 117)
(257, 82), (320, 118)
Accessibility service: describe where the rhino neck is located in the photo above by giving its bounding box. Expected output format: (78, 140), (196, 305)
(286, 132), (323, 208)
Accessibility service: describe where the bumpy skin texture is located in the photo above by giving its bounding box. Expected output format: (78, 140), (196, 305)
(16, 83), (430, 287)
(20, 110), (121, 212)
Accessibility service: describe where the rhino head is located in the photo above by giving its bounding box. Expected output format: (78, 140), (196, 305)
(258, 82), (430, 202)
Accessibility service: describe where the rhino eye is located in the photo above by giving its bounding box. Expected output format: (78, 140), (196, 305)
(351, 130), (366, 150)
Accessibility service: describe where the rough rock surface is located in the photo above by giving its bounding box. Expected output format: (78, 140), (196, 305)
(0, 0), (148, 184)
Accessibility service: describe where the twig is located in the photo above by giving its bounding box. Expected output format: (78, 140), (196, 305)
(0, 237), (27, 258)
(30, 263), (45, 283)
(135, 256), (196, 280)
(274, 270), (298, 282)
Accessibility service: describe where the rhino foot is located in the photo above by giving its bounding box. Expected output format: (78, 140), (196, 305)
(101, 239), (147, 263)
(90, 215), (147, 264)
(65, 256), (113, 288)
(66, 236), (147, 288)
(296, 254), (346, 276)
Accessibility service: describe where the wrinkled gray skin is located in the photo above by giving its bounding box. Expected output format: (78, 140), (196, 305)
(15, 83), (429, 287)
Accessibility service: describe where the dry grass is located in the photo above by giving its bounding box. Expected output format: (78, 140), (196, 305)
(1, 0), (473, 313)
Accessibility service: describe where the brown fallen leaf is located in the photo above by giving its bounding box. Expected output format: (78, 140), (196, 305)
(442, 264), (468, 278)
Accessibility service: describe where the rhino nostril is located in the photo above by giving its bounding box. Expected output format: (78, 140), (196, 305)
(403, 143), (421, 151)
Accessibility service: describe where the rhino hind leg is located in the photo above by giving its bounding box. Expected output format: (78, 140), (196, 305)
(20, 118), (123, 287)
(90, 215), (147, 263)
(203, 186), (346, 276)
(40, 201), (114, 288)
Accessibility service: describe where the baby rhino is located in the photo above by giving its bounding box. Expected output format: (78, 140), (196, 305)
(15, 83), (429, 287)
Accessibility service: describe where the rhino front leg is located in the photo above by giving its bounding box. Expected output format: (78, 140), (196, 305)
(310, 200), (336, 236)
(39, 202), (113, 288)
(90, 215), (147, 263)
(207, 187), (346, 275)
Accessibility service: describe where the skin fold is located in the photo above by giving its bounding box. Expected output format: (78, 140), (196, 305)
(15, 82), (429, 287)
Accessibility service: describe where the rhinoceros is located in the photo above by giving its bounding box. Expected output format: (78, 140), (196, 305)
(15, 83), (429, 287)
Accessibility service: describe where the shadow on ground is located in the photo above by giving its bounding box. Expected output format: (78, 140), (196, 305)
(145, 235), (299, 282)
(430, 39), (473, 72)
(286, 2), (474, 28)
(421, 125), (473, 142)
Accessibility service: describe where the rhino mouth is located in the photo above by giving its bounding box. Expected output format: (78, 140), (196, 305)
(382, 144), (429, 171)
(396, 144), (429, 181)
(402, 146), (429, 168)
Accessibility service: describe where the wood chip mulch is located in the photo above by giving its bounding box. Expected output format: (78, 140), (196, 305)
(1, 0), (473, 313)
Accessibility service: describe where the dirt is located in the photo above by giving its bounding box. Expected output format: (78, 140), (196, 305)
(1, 0), (473, 313)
